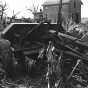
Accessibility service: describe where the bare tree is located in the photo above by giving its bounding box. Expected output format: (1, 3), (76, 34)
(26, 4), (44, 22)
(27, 4), (39, 14)
(12, 10), (21, 19)
(0, 1), (8, 30)
(10, 10), (21, 23)
(0, 1), (7, 22)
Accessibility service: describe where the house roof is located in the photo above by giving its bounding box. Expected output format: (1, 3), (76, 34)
(43, 0), (70, 6)
(43, 0), (82, 6)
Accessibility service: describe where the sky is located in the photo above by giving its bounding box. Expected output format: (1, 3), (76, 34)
(1, 0), (46, 18)
(81, 0), (88, 18)
(1, 0), (88, 18)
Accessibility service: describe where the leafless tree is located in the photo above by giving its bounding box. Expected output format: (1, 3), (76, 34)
(0, 1), (8, 30)
(12, 10), (21, 19)
(26, 4), (44, 22)
(26, 4), (39, 14)
(10, 10), (21, 22)
(0, 1), (8, 22)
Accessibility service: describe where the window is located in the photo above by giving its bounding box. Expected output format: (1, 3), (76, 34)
(74, 1), (76, 8)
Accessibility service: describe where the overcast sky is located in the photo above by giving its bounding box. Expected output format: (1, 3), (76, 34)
(81, 0), (88, 18)
(1, 0), (88, 18)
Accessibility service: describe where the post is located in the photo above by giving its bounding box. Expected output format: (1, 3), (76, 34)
(57, 0), (62, 33)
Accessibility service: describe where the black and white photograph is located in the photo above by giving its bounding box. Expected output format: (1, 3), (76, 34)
(0, 0), (88, 88)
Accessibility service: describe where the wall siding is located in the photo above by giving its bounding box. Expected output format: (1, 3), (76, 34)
(43, 0), (81, 23)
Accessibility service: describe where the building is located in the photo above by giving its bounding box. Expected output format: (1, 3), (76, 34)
(43, 0), (82, 23)
(33, 9), (43, 23)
